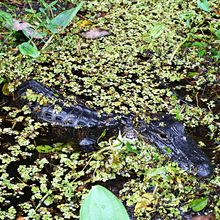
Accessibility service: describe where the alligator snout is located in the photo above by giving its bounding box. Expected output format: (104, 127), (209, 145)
(178, 160), (213, 178)
(137, 117), (214, 177)
(197, 163), (214, 177)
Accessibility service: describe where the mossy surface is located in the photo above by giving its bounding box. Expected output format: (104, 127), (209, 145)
(0, 0), (219, 219)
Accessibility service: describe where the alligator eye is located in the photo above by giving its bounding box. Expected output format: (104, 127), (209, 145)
(158, 132), (167, 139)
(65, 119), (74, 125)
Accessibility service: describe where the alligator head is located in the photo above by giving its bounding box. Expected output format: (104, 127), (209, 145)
(137, 116), (214, 177)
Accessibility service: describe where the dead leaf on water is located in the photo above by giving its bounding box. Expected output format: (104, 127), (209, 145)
(77, 19), (92, 29)
(80, 27), (111, 39)
(192, 215), (215, 220)
(7, 19), (44, 39)
(2, 83), (10, 96)
(16, 217), (25, 220)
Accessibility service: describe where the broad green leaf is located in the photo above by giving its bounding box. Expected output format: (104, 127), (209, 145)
(100, 129), (107, 138)
(165, 146), (172, 155)
(0, 77), (5, 84)
(2, 83), (10, 95)
(174, 105), (182, 121)
(215, 29), (220, 40)
(149, 24), (166, 39)
(181, 11), (195, 28)
(45, 22), (59, 33)
(189, 197), (208, 212)
(39, 0), (58, 9)
(198, 49), (206, 57)
(211, 49), (220, 59)
(53, 142), (67, 151)
(185, 19), (190, 28)
(50, 2), (83, 33)
(0, 10), (13, 27)
(48, 0), (58, 8)
(36, 145), (54, 153)
(125, 142), (139, 155)
(97, 129), (107, 142)
(153, 152), (159, 161)
(39, 0), (50, 8)
(197, 0), (210, 12)
(39, 7), (47, 15)
(18, 42), (40, 58)
(80, 185), (130, 220)
(146, 167), (167, 179)
(192, 42), (208, 48)
(187, 72), (198, 78)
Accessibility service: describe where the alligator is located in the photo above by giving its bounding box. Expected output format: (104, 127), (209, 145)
(11, 79), (213, 177)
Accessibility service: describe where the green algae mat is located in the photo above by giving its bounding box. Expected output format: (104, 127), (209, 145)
(0, 0), (219, 219)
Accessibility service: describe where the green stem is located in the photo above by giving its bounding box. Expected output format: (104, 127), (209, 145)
(0, 31), (14, 50)
(41, 34), (54, 50)
(35, 190), (51, 211)
(170, 35), (190, 62)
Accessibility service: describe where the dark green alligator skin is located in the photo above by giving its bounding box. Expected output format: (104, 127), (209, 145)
(13, 80), (214, 177)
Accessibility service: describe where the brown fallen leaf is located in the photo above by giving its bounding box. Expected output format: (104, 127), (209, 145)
(12, 19), (30, 31)
(192, 215), (215, 220)
(16, 217), (25, 220)
(6, 19), (43, 39)
(1, 0), (23, 6)
(80, 27), (110, 39)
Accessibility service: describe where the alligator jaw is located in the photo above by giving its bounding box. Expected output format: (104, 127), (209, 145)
(137, 117), (214, 177)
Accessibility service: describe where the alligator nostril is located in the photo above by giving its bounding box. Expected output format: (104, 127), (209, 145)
(55, 116), (62, 123)
(197, 163), (214, 177)
(181, 136), (187, 141)
(45, 112), (52, 120)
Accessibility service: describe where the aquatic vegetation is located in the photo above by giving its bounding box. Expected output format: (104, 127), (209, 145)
(0, 0), (219, 219)
(0, 1), (83, 57)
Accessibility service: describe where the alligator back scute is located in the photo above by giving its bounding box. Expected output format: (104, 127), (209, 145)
(33, 105), (101, 128)
(15, 80), (115, 128)
(16, 79), (58, 100)
(30, 100), (119, 129)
